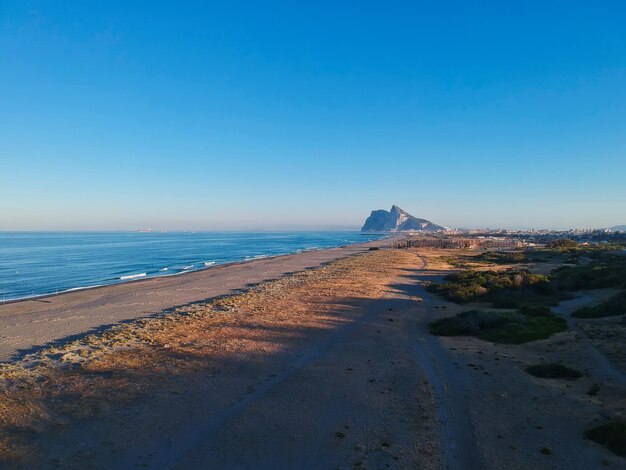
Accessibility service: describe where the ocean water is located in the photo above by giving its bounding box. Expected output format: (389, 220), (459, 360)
(0, 231), (384, 302)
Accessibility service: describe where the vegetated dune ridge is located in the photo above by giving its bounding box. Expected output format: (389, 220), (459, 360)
(0, 246), (624, 468)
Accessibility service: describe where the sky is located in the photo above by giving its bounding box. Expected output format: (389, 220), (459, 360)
(1, 1), (625, 230)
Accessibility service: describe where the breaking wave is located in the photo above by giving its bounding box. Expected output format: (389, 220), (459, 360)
(120, 272), (147, 280)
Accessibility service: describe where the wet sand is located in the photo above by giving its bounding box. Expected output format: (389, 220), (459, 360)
(0, 238), (392, 361)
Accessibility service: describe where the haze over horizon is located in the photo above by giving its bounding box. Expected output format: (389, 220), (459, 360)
(2, 1), (625, 231)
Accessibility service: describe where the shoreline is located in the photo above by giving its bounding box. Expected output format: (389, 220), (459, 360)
(0, 247), (441, 467)
(0, 236), (390, 306)
(0, 237), (396, 361)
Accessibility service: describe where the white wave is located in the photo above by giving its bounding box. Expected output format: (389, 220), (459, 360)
(182, 265), (194, 270)
(120, 272), (147, 280)
(2, 284), (106, 303)
(159, 267), (169, 272)
(203, 261), (216, 267)
(65, 284), (104, 293)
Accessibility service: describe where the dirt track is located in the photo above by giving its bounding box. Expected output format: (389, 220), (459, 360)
(106, 252), (479, 469)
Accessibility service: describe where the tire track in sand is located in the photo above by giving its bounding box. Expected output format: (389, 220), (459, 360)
(409, 253), (483, 470)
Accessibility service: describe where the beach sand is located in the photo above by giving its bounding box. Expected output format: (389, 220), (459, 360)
(0, 246), (443, 468)
(0, 238), (391, 362)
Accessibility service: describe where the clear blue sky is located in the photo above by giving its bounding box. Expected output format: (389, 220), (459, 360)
(1, 1), (625, 230)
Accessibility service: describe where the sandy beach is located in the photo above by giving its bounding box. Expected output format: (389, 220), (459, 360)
(0, 238), (392, 362)
(1, 244), (444, 467)
(0, 245), (623, 468)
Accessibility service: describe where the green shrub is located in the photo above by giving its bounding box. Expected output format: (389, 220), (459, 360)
(572, 291), (626, 318)
(518, 305), (553, 317)
(466, 288), (564, 310)
(526, 363), (583, 379)
(553, 258), (626, 291)
(547, 239), (579, 249)
(428, 269), (554, 304)
(429, 309), (568, 344)
(490, 296), (521, 309)
(584, 422), (626, 457)
(472, 252), (527, 264)
(429, 310), (510, 336)
(480, 315), (567, 344)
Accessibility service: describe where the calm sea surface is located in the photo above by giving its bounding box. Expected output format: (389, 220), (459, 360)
(0, 232), (384, 302)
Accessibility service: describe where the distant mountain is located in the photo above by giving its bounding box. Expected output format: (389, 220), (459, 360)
(611, 225), (626, 232)
(361, 205), (444, 232)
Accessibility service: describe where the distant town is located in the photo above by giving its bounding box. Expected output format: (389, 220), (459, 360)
(362, 205), (626, 249)
(393, 228), (626, 250)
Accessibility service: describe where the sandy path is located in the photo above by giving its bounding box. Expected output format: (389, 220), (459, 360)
(406, 254), (482, 469)
(108, 251), (479, 469)
(135, 284), (434, 469)
(0, 238), (391, 361)
(553, 296), (626, 385)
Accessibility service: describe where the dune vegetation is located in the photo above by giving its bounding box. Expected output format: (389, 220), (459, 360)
(584, 422), (626, 457)
(573, 291), (626, 318)
(429, 308), (568, 344)
(525, 363), (583, 380)
(425, 269), (559, 307)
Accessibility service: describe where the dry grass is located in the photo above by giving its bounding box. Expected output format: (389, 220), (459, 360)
(413, 248), (521, 273)
(0, 249), (412, 464)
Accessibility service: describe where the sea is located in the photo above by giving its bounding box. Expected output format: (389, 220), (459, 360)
(0, 231), (385, 302)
